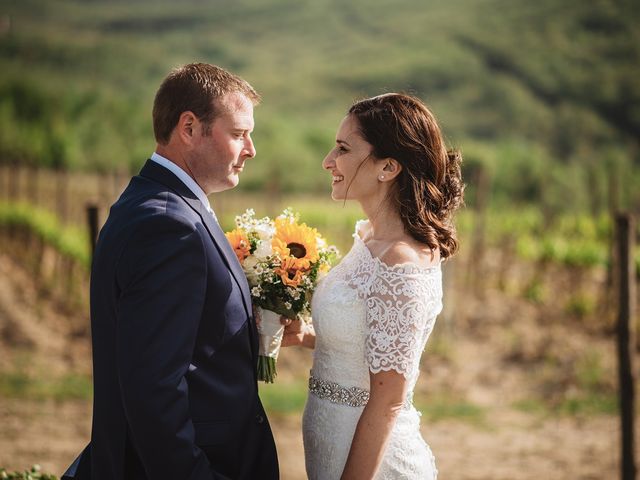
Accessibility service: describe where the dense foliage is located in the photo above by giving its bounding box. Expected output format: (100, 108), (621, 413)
(0, 466), (57, 480)
(0, 202), (90, 267)
(0, 0), (638, 211)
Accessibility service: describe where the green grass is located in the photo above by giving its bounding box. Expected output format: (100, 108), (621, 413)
(557, 393), (618, 416)
(513, 392), (618, 417)
(259, 380), (309, 415)
(260, 379), (488, 425)
(512, 398), (550, 416)
(514, 347), (619, 417)
(0, 465), (58, 480)
(415, 394), (487, 425)
(0, 372), (93, 401)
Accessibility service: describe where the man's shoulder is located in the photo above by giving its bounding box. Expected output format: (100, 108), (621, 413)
(116, 176), (195, 218)
(102, 181), (201, 245)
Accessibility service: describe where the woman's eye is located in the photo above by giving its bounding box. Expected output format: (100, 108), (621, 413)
(337, 146), (348, 154)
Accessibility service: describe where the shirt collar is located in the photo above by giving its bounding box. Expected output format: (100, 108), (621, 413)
(150, 152), (213, 214)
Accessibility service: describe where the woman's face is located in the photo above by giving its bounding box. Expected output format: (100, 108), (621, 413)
(322, 115), (380, 201)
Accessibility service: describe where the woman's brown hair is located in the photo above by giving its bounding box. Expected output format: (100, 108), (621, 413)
(348, 93), (464, 259)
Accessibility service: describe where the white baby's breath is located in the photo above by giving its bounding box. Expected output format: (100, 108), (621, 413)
(254, 239), (273, 259)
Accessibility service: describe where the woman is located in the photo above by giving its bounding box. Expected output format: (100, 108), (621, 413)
(284, 93), (463, 479)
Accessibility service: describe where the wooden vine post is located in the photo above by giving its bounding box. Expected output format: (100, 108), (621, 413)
(615, 213), (636, 480)
(86, 204), (100, 263)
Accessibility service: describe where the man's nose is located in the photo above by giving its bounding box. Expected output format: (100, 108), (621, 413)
(244, 137), (256, 158)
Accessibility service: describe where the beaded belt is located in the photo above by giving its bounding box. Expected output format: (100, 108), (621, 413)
(308, 376), (370, 407)
(308, 375), (413, 409)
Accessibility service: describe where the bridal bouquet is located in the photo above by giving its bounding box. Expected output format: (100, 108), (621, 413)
(226, 208), (339, 383)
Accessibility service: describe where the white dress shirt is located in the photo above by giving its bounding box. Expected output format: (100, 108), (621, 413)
(150, 152), (217, 219)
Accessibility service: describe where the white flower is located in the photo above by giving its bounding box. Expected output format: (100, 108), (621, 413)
(243, 255), (259, 270)
(284, 301), (292, 310)
(254, 223), (275, 241)
(277, 208), (297, 223)
(242, 256), (260, 285)
(251, 286), (262, 296)
(254, 239), (273, 259)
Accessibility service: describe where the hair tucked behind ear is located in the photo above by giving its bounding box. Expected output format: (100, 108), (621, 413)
(348, 93), (464, 259)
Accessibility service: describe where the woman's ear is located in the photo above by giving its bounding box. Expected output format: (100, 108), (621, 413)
(378, 158), (402, 182)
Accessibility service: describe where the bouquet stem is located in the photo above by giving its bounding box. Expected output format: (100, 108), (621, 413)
(257, 355), (277, 383)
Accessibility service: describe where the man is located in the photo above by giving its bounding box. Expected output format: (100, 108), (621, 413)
(63, 63), (279, 479)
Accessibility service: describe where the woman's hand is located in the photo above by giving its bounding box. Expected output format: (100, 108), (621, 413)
(280, 317), (315, 349)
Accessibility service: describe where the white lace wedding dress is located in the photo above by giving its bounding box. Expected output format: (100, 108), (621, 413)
(302, 220), (442, 480)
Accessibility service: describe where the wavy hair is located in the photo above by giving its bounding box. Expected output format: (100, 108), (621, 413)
(348, 93), (464, 258)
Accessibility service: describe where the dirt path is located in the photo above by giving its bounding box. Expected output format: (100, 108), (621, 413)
(0, 397), (628, 479)
(0, 252), (635, 479)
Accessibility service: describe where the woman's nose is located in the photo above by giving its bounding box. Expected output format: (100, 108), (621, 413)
(322, 150), (335, 170)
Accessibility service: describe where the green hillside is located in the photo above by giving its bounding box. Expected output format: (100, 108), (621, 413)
(0, 0), (638, 210)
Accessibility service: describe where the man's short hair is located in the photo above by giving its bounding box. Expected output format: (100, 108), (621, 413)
(152, 63), (260, 145)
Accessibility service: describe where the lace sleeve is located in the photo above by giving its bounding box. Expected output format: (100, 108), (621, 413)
(365, 265), (439, 378)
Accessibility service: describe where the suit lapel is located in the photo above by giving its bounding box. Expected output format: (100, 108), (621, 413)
(195, 201), (252, 312)
(138, 160), (258, 359)
(193, 205), (259, 361)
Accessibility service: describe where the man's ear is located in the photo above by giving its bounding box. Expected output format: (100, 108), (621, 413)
(378, 158), (402, 182)
(176, 111), (197, 145)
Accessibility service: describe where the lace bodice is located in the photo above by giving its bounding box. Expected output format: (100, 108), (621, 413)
(303, 220), (441, 479)
(311, 220), (442, 392)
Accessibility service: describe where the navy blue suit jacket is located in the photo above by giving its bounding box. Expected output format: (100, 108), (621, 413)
(64, 160), (278, 479)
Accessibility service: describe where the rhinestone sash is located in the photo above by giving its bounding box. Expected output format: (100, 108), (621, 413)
(308, 376), (370, 407)
(308, 375), (413, 409)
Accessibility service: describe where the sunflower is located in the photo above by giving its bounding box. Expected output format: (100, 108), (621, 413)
(275, 256), (305, 287)
(225, 228), (251, 263)
(271, 217), (319, 270)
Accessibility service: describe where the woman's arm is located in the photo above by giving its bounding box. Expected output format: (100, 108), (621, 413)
(340, 369), (409, 479)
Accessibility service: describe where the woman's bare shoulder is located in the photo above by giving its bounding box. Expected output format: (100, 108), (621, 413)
(379, 238), (440, 269)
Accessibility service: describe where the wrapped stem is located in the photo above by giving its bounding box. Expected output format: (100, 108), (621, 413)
(256, 308), (285, 383)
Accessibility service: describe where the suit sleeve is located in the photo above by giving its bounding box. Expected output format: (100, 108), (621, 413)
(114, 213), (228, 480)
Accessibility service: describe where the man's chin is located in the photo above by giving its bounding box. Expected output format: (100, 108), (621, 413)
(209, 176), (239, 193)
(225, 175), (241, 190)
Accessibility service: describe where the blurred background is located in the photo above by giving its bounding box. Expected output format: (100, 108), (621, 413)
(0, 0), (639, 478)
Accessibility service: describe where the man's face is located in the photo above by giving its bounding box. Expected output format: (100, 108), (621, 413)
(187, 92), (256, 194)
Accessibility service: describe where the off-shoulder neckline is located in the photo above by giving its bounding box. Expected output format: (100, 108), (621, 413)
(352, 219), (442, 275)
